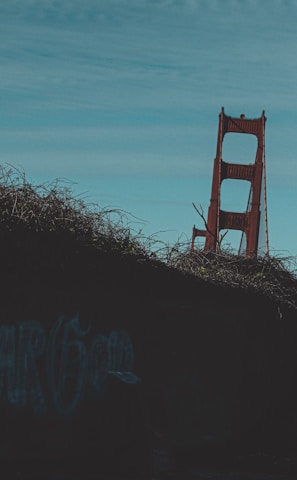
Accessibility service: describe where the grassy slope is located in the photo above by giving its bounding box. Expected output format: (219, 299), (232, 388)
(0, 165), (296, 312)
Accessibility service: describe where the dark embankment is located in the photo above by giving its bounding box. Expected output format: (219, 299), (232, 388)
(0, 168), (296, 478)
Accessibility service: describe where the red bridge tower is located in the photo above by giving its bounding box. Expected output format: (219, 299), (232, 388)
(192, 107), (268, 257)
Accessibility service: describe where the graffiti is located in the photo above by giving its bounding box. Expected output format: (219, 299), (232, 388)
(47, 313), (89, 416)
(0, 314), (139, 416)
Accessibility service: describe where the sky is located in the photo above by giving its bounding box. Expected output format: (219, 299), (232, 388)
(1, 0), (297, 261)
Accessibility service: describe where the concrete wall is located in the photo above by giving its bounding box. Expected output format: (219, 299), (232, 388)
(0, 235), (296, 475)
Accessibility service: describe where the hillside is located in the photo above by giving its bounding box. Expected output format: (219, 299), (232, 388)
(0, 165), (297, 478)
(0, 165), (296, 312)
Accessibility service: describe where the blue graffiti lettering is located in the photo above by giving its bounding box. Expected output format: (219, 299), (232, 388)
(108, 330), (134, 372)
(89, 329), (139, 398)
(88, 332), (108, 397)
(0, 314), (139, 416)
(47, 314), (88, 416)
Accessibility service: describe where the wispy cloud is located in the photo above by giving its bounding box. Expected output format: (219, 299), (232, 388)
(2, 0), (297, 111)
(1, 0), (297, 252)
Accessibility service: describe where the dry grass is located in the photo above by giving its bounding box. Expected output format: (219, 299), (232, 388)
(0, 165), (148, 257)
(0, 165), (296, 310)
(165, 248), (297, 310)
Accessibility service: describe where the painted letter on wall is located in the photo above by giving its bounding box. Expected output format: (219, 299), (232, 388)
(0, 314), (139, 416)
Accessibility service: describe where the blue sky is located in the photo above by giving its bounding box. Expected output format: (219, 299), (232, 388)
(1, 0), (297, 259)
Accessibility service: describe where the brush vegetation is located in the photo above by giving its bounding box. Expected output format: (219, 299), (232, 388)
(0, 165), (296, 311)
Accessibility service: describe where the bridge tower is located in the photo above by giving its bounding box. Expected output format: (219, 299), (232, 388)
(191, 107), (268, 257)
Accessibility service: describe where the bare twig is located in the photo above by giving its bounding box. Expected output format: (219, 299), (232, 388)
(192, 202), (229, 253)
